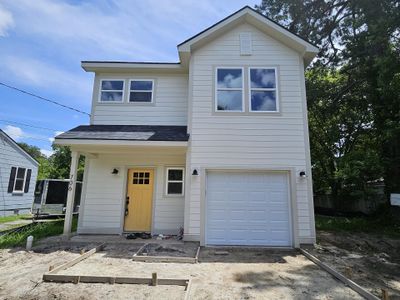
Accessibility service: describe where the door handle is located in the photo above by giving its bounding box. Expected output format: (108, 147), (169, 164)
(125, 208), (128, 216)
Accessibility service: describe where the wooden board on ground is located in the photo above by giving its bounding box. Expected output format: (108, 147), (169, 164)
(132, 255), (196, 264)
(47, 243), (105, 275)
(299, 248), (379, 300)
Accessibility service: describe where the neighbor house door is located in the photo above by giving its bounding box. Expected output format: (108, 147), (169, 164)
(124, 169), (154, 232)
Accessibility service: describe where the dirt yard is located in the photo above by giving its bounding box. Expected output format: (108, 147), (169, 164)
(308, 231), (400, 299)
(0, 238), (363, 300)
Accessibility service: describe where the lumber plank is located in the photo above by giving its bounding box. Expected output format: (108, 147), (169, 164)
(48, 243), (105, 274)
(133, 243), (148, 257)
(195, 247), (201, 263)
(132, 255), (196, 264)
(43, 273), (189, 286)
(299, 248), (379, 300)
(184, 280), (192, 300)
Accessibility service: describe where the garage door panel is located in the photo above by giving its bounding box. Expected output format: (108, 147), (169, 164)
(206, 172), (291, 246)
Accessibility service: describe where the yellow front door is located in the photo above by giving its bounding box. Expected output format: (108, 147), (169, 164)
(124, 169), (154, 232)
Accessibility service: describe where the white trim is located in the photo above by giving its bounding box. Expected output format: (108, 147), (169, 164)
(215, 67), (245, 112)
(128, 79), (154, 103)
(12, 167), (27, 193)
(248, 67), (279, 113)
(98, 79), (125, 103)
(165, 167), (185, 196)
(55, 139), (188, 147)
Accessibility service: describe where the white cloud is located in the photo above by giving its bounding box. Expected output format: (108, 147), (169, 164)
(3, 125), (24, 141)
(40, 149), (54, 157)
(0, 4), (14, 37)
(49, 131), (64, 143)
(0, 55), (91, 100)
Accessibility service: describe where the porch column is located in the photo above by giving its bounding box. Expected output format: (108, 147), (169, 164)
(63, 151), (80, 237)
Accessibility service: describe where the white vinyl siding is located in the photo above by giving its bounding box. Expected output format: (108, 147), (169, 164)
(0, 134), (38, 216)
(78, 149), (185, 235)
(186, 22), (313, 243)
(92, 74), (188, 126)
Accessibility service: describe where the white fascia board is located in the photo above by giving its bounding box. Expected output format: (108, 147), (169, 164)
(54, 138), (188, 147)
(81, 62), (187, 73)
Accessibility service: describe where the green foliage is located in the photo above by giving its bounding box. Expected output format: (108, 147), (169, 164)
(256, 0), (400, 206)
(17, 143), (84, 181)
(0, 214), (31, 224)
(0, 217), (78, 248)
(315, 212), (400, 238)
(47, 145), (85, 181)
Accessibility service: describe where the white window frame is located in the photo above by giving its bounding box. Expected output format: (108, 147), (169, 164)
(128, 79), (154, 103)
(215, 67), (245, 112)
(98, 79), (125, 103)
(13, 167), (27, 193)
(165, 167), (185, 196)
(248, 67), (279, 113)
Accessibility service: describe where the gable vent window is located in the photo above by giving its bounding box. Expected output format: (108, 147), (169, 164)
(240, 32), (252, 55)
(249, 68), (279, 112)
(7, 167), (32, 194)
(129, 80), (154, 103)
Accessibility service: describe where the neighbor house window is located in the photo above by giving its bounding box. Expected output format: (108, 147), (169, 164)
(215, 68), (244, 112)
(249, 68), (278, 112)
(99, 80), (124, 102)
(129, 80), (154, 102)
(8, 167), (27, 193)
(166, 168), (184, 195)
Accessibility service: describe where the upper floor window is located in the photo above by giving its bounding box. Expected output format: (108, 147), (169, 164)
(249, 68), (278, 112)
(99, 80), (124, 102)
(129, 80), (154, 103)
(215, 68), (244, 112)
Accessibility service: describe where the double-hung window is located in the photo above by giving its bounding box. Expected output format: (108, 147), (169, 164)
(99, 80), (124, 102)
(129, 80), (154, 103)
(215, 68), (244, 111)
(249, 68), (278, 112)
(12, 167), (27, 193)
(166, 168), (184, 195)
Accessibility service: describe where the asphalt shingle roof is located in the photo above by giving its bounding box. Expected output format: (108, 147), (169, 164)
(56, 125), (189, 142)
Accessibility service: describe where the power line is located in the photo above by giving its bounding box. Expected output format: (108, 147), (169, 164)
(0, 119), (63, 132)
(0, 82), (91, 117)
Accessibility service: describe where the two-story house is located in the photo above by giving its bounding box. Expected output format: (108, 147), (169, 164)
(56, 6), (318, 247)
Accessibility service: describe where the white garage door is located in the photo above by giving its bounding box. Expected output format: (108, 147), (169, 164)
(206, 171), (292, 246)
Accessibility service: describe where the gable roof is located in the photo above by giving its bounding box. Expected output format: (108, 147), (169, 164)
(177, 6), (318, 65)
(0, 129), (39, 166)
(82, 5), (319, 72)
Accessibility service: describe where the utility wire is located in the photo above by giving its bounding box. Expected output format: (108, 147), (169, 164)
(0, 82), (91, 117)
(0, 119), (63, 132)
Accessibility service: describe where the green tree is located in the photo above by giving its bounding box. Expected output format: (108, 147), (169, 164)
(256, 0), (400, 203)
(18, 142), (51, 180)
(48, 145), (85, 181)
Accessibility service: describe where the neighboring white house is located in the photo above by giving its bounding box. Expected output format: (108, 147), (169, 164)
(0, 129), (38, 217)
(55, 6), (319, 247)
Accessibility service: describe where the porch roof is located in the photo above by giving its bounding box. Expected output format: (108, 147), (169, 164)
(55, 125), (189, 142)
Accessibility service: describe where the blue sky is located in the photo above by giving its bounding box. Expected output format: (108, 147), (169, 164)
(0, 0), (257, 156)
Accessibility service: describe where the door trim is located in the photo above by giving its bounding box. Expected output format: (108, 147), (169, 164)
(122, 167), (156, 233)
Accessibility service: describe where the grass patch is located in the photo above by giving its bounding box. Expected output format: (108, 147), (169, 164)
(0, 214), (31, 224)
(315, 210), (400, 238)
(0, 217), (78, 248)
